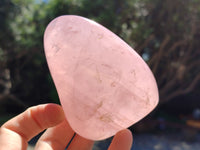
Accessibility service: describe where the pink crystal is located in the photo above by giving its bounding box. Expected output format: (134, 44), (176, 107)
(44, 15), (159, 140)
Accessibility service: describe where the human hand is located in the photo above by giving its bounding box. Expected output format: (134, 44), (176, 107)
(0, 104), (133, 150)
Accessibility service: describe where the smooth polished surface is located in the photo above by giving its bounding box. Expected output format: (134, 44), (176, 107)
(44, 15), (159, 140)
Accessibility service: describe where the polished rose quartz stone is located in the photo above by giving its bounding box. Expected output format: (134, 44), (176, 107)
(44, 15), (159, 140)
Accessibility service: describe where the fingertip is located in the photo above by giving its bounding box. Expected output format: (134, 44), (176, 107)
(108, 129), (133, 150)
(118, 129), (133, 145)
(42, 103), (65, 125)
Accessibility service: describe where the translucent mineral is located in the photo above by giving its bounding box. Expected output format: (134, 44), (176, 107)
(44, 15), (159, 140)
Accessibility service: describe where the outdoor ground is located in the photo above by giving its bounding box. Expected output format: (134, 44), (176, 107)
(94, 132), (200, 150)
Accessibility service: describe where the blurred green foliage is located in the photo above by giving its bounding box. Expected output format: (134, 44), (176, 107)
(0, 0), (200, 122)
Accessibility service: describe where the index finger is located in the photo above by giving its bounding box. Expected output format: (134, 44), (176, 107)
(0, 103), (65, 150)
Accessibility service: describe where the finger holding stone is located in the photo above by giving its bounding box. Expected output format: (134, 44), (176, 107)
(108, 129), (133, 150)
(0, 103), (65, 150)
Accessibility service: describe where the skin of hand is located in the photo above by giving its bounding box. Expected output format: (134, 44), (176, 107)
(0, 103), (133, 150)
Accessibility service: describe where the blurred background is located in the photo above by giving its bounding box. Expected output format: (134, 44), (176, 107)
(0, 0), (200, 149)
